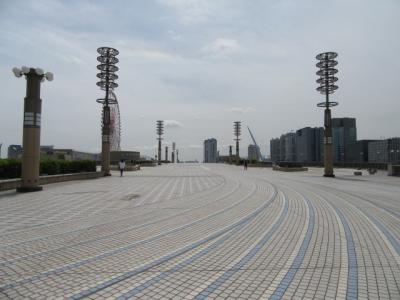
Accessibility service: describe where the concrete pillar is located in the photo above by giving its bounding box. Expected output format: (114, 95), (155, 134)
(236, 140), (240, 164)
(165, 146), (168, 162)
(158, 139), (162, 165)
(229, 145), (232, 164)
(101, 106), (111, 176)
(18, 69), (43, 192)
(323, 108), (334, 177)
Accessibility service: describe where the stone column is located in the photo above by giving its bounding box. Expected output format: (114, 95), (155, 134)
(18, 69), (43, 192)
(323, 108), (334, 177)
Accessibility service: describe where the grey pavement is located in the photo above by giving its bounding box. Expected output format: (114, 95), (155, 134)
(0, 164), (399, 299)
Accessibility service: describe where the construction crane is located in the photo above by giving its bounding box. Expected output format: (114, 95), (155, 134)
(247, 126), (262, 161)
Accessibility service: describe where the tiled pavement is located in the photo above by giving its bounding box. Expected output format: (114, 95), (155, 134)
(0, 164), (399, 299)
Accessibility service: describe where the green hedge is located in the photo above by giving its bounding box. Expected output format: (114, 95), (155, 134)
(0, 159), (96, 179)
(0, 159), (21, 179)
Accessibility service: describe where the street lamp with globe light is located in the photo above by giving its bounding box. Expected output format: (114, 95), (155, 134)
(12, 66), (53, 192)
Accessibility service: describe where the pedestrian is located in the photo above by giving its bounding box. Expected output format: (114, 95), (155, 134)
(244, 160), (248, 170)
(119, 159), (126, 177)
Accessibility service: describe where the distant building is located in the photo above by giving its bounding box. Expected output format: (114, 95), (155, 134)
(279, 136), (286, 162)
(7, 145), (23, 159)
(295, 127), (324, 163)
(40, 145), (55, 155)
(51, 149), (100, 161)
(248, 144), (260, 161)
(368, 138), (400, 163)
(346, 140), (378, 163)
(270, 138), (280, 162)
(110, 151), (140, 164)
(332, 118), (357, 162)
(283, 132), (296, 162)
(8, 145), (55, 159)
(217, 155), (230, 163)
(204, 138), (217, 163)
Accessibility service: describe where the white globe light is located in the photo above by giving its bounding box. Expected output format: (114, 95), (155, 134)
(35, 68), (44, 75)
(12, 67), (22, 77)
(21, 66), (30, 74)
(45, 72), (54, 81)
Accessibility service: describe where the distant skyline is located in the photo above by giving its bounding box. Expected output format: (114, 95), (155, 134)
(1, 0), (399, 160)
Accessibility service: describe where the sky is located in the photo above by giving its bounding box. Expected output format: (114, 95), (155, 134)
(1, 0), (399, 161)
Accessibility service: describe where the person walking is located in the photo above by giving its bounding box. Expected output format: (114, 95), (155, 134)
(119, 159), (126, 177)
(244, 160), (248, 170)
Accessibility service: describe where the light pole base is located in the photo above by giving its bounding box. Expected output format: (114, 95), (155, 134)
(323, 174), (335, 178)
(17, 186), (43, 193)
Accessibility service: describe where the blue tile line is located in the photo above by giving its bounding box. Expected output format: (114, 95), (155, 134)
(67, 187), (279, 300)
(193, 196), (289, 300)
(0, 183), (253, 291)
(335, 208), (358, 300)
(0, 180), (234, 264)
(367, 214), (400, 256)
(269, 195), (315, 300)
(116, 192), (279, 299)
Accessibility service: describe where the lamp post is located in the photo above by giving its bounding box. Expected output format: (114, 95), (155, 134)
(234, 121), (241, 164)
(96, 47), (119, 176)
(12, 66), (53, 192)
(156, 120), (164, 165)
(316, 52), (339, 177)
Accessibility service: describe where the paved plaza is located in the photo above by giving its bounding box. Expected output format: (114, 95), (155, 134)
(0, 164), (399, 299)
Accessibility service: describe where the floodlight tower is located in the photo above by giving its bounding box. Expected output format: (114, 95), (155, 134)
(234, 121), (241, 164)
(12, 66), (54, 192)
(316, 52), (339, 177)
(156, 120), (164, 165)
(96, 47), (119, 176)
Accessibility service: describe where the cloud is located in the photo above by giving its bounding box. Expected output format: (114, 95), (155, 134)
(158, 0), (220, 24)
(203, 38), (240, 58)
(186, 144), (202, 149)
(123, 47), (177, 61)
(226, 107), (255, 114)
(164, 119), (183, 128)
(167, 30), (182, 40)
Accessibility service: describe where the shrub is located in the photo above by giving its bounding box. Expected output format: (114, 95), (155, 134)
(0, 159), (96, 179)
(41, 160), (59, 175)
(0, 159), (21, 179)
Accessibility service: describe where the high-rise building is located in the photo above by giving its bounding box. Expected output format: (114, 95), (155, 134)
(279, 136), (286, 162)
(331, 118), (357, 162)
(295, 127), (324, 163)
(248, 144), (260, 161)
(346, 140), (377, 163)
(270, 138), (280, 162)
(283, 132), (296, 162)
(204, 138), (217, 163)
(368, 138), (400, 163)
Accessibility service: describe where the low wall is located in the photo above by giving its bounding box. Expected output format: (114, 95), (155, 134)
(110, 165), (141, 171)
(248, 163), (273, 168)
(273, 166), (308, 172)
(388, 165), (400, 176)
(0, 172), (103, 192)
